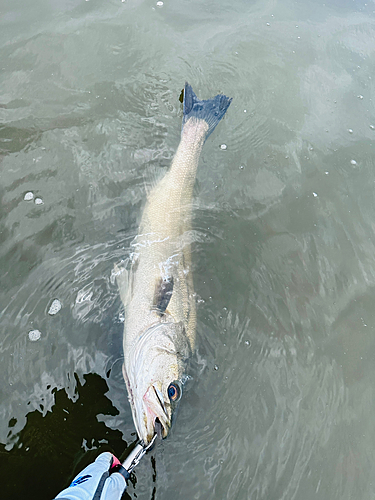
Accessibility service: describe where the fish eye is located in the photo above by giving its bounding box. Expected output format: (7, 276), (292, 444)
(167, 382), (181, 402)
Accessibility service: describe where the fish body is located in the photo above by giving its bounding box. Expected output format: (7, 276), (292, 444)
(116, 83), (232, 444)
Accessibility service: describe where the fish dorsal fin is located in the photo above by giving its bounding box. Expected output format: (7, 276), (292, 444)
(153, 276), (174, 316)
(114, 263), (131, 306)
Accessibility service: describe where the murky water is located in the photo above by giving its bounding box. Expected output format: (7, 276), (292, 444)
(1, 0), (375, 498)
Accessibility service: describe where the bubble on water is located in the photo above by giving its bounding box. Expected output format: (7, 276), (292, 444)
(35, 198), (44, 205)
(119, 312), (125, 323)
(24, 192), (34, 201)
(325, 171), (329, 175)
(357, 95), (364, 99)
(348, 128), (353, 134)
(266, 22), (270, 26)
(243, 109), (247, 113)
(156, 1), (163, 5)
(350, 159), (357, 165)
(48, 299), (62, 315)
(239, 165), (244, 170)
(244, 340), (250, 346)
(313, 192), (318, 197)
(370, 125), (375, 130)
(28, 329), (41, 341)
(214, 364), (219, 371)
(220, 144), (227, 150)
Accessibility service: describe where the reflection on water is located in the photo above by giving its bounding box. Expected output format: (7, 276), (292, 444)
(0, 374), (129, 500)
(1, 0), (375, 498)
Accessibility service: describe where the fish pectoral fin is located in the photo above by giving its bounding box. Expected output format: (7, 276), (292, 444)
(153, 276), (174, 316)
(114, 263), (131, 305)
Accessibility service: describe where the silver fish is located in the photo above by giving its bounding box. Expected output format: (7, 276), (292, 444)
(116, 83), (232, 444)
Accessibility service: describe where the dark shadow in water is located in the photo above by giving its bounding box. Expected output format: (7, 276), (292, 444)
(0, 373), (133, 500)
(0, 125), (40, 155)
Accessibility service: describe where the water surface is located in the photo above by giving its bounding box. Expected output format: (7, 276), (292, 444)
(1, 0), (375, 499)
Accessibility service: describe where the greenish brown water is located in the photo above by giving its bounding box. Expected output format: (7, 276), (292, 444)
(1, 0), (375, 499)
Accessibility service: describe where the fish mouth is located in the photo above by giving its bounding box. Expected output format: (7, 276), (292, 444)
(141, 384), (170, 444)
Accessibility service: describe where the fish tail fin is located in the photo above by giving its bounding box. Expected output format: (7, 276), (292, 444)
(182, 82), (232, 139)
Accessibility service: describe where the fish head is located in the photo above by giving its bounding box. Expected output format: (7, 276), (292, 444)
(124, 321), (190, 445)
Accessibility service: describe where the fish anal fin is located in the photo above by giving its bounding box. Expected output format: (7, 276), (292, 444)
(144, 165), (166, 198)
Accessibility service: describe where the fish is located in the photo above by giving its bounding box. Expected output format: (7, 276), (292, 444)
(115, 82), (232, 444)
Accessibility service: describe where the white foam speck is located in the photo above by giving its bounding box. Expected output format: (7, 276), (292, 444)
(48, 299), (62, 315)
(350, 159), (357, 165)
(156, 1), (163, 5)
(370, 125), (375, 130)
(313, 192), (318, 197)
(357, 95), (364, 99)
(24, 192), (34, 201)
(348, 129), (353, 134)
(35, 198), (44, 205)
(28, 329), (41, 341)
(220, 144), (227, 150)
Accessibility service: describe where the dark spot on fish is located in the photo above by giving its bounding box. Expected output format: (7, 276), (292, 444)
(179, 88), (184, 104)
(131, 256), (139, 274)
(153, 276), (174, 316)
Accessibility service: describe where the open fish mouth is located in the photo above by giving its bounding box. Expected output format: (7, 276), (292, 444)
(142, 384), (170, 444)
